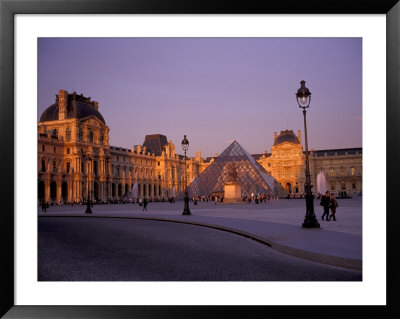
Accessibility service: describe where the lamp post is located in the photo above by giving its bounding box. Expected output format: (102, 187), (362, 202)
(296, 80), (320, 228)
(83, 153), (92, 214)
(181, 135), (191, 215)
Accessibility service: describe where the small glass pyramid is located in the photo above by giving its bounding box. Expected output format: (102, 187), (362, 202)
(189, 140), (276, 197)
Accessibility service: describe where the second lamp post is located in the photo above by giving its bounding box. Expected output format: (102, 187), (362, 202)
(181, 135), (191, 215)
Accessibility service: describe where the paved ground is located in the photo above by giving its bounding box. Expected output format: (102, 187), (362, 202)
(39, 217), (361, 281)
(38, 195), (362, 271)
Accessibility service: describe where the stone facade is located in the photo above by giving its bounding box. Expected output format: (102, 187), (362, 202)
(37, 90), (207, 204)
(38, 90), (362, 204)
(257, 130), (362, 196)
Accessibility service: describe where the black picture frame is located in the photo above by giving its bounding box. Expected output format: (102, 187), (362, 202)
(1, 0), (399, 318)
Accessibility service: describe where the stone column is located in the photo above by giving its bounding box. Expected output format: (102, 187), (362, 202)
(56, 177), (62, 204)
(44, 176), (50, 203)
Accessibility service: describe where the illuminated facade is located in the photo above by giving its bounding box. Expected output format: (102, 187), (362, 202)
(37, 90), (206, 204)
(257, 130), (362, 196)
(38, 91), (362, 204)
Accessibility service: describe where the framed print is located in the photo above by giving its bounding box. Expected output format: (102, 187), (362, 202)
(1, 0), (399, 318)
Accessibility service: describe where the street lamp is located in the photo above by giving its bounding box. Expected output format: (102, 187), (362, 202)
(83, 152), (93, 214)
(296, 80), (319, 228)
(181, 135), (191, 215)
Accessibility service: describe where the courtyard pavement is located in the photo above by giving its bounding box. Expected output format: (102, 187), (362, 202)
(38, 196), (362, 271)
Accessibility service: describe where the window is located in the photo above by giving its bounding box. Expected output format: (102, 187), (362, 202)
(352, 180), (356, 189)
(54, 146), (56, 153)
(81, 161), (85, 173)
(100, 131), (104, 144)
(340, 168), (345, 176)
(329, 168), (334, 177)
(341, 180), (346, 190)
(42, 145), (45, 152)
(158, 162), (160, 166)
(66, 162), (70, 173)
(89, 130), (93, 143)
(66, 148), (70, 154)
(52, 129), (58, 138)
(268, 163), (271, 167)
(351, 167), (355, 176)
(78, 128), (83, 141)
(117, 168), (120, 177)
(53, 160), (57, 172)
(330, 181), (335, 190)
(66, 127), (71, 141)
(41, 160), (46, 172)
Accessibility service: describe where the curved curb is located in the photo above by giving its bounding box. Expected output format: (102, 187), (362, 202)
(39, 214), (362, 271)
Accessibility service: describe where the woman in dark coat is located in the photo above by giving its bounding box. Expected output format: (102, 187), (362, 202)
(329, 193), (339, 221)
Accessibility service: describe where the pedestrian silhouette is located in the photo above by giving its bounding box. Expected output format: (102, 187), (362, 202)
(143, 197), (148, 211)
(320, 191), (331, 221)
(329, 193), (339, 221)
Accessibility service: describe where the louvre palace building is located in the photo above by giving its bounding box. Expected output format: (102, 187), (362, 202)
(38, 90), (362, 204)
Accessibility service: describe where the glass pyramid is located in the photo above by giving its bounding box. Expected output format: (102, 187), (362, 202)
(188, 140), (276, 197)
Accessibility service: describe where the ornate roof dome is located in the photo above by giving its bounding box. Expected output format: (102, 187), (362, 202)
(39, 90), (106, 124)
(274, 130), (300, 146)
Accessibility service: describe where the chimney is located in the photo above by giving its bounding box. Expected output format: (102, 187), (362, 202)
(297, 130), (301, 143)
(273, 132), (277, 142)
(58, 89), (68, 120)
(92, 101), (99, 111)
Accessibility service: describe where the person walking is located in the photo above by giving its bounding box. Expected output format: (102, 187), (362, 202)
(320, 191), (331, 221)
(143, 197), (148, 211)
(329, 193), (339, 221)
(41, 200), (46, 212)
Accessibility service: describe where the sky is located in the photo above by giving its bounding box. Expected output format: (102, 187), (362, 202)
(38, 38), (362, 158)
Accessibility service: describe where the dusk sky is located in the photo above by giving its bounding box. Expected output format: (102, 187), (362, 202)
(38, 38), (362, 158)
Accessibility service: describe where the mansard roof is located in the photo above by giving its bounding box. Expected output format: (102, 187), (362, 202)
(142, 134), (169, 156)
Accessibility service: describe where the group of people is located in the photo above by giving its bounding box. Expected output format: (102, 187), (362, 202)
(320, 191), (339, 221)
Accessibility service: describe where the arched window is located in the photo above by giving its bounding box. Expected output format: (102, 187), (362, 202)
(340, 167), (345, 176)
(78, 128), (83, 141)
(66, 127), (71, 141)
(329, 168), (335, 177)
(351, 167), (355, 176)
(52, 129), (58, 138)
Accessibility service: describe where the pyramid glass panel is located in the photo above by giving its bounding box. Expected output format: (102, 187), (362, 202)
(189, 140), (277, 197)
